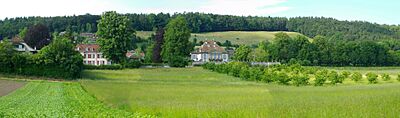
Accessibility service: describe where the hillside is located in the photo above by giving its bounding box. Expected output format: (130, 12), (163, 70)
(137, 31), (308, 45)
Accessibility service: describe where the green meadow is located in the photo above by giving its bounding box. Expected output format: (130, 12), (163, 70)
(80, 67), (400, 118)
(136, 31), (306, 45)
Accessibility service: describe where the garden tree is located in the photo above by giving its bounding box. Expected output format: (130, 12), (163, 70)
(292, 73), (309, 86)
(97, 11), (134, 64)
(233, 45), (251, 61)
(161, 16), (192, 67)
(328, 71), (340, 85)
(351, 72), (362, 82)
(382, 73), (391, 81)
(248, 46), (269, 62)
(36, 37), (83, 79)
(24, 24), (51, 50)
(152, 28), (164, 63)
(366, 73), (378, 84)
(341, 71), (351, 79)
(223, 40), (232, 47)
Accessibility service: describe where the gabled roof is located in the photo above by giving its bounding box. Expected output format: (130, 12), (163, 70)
(76, 44), (100, 53)
(197, 40), (226, 53)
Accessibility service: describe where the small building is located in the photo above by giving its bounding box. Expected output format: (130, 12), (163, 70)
(190, 40), (229, 63)
(126, 49), (145, 61)
(76, 44), (111, 65)
(12, 36), (37, 53)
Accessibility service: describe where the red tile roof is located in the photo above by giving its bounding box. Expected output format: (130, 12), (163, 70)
(198, 40), (226, 53)
(76, 44), (100, 53)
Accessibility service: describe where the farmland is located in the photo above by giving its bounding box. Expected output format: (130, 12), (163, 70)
(136, 31), (306, 45)
(80, 67), (400, 118)
(0, 80), (152, 117)
(0, 80), (25, 96)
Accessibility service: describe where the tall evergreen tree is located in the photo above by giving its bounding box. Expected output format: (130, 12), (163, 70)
(152, 28), (164, 63)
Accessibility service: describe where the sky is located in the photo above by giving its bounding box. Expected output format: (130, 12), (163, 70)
(0, 0), (398, 25)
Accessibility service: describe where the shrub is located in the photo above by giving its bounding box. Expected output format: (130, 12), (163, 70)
(249, 67), (263, 81)
(351, 72), (362, 82)
(239, 66), (250, 80)
(292, 74), (309, 86)
(397, 74), (400, 82)
(341, 71), (351, 79)
(123, 60), (142, 68)
(366, 73), (378, 84)
(381, 74), (391, 81)
(314, 70), (328, 86)
(328, 71), (340, 85)
(261, 69), (274, 83)
(275, 72), (291, 85)
(84, 64), (123, 70)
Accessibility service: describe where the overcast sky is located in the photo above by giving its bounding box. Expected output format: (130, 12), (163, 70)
(1, 0), (398, 25)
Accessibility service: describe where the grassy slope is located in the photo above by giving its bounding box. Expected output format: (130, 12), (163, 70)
(136, 31), (306, 45)
(0, 81), (150, 117)
(80, 67), (400, 118)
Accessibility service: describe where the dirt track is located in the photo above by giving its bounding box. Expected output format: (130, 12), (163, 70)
(0, 80), (26, 96)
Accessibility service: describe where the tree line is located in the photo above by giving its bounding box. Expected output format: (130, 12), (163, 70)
(1, 12), (398, 41)
(234, 32), (400, 66)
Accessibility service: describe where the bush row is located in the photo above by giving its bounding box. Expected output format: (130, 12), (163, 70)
(202, 62), (400, 86)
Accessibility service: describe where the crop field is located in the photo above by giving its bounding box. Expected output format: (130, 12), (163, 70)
(0, 80), (152, 117)
(80, 67), (400, 118)
(0, 80), (25, 96)
(136, 31), (306, 45)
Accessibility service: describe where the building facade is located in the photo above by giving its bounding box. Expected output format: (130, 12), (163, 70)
(76, 44), (111, 65)
(190, 40), (229, 63)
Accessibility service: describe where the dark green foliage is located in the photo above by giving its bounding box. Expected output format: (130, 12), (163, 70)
(0, 38), (83, 79)
(97, 11), (134, 64)
(24, 24), (51, 50)
(351, 72), (363, 82)
(84, 64), (123, 70)
(162, 16), (192, 67)
(366, 73), (378, 84)
(152, 28), (164, 63)
(382, 74), (391, 81)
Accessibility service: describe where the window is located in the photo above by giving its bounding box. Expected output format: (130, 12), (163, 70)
(97, 54), (101, 58)
(88, 54), (91, 58)
(97, 61), (99, 65)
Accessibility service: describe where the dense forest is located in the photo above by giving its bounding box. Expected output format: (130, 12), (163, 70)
(0, 12), (399, 41)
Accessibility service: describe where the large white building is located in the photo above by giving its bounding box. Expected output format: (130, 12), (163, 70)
(76, 44), (111, 65)
(190, 40), (229, 63)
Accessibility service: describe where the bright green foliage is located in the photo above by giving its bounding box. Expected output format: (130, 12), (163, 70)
(233, 45), (252, 61)
(397, 74), (400, 82)
(81, 68), (400, 118)
(97, 11), (134, 64)
(366, 73), (378, 84)
(291, 74), (309, 86)
(0, 40), (16, 73)
(314, 70), (328, 86)
(0, 82), (153, 117)
(382, 73), (391, 81)
(341, 71), (351, 79)
(351, 72), (363, 82)
(36, 38), (83, 79)
(248, 44), (269, 62)
(161, 16), (192, 67)
(328, 71), (341, 85)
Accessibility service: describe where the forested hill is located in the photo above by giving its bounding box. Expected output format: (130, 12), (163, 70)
(0, 12), (399, 41)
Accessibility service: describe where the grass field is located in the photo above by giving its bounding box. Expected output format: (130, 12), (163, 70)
(136, 31), (306, 45)
(80, 67), (400, 118)
(0, 80), (151, 117)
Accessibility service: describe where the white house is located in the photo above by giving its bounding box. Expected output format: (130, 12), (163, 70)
(190, 40), (229, 63)
(11, 36), (37, 53)
(76, 44), (111, 65)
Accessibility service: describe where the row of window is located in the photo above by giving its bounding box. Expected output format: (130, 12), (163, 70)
(84, 54), (103, 59)
(84, 60), (106, 65)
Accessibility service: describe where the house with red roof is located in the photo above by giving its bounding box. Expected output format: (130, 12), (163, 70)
(76, 44), (111, 65)
(190, 40), (230, 63)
